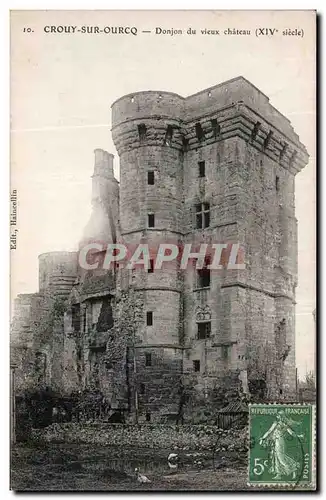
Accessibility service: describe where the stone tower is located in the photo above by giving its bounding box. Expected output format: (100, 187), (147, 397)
(112, 76), (309, 421)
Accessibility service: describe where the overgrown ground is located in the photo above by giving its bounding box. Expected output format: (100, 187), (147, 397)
(11, 442), (249, 491)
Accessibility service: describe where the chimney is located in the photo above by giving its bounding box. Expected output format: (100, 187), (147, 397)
(93, 149), (115, 180)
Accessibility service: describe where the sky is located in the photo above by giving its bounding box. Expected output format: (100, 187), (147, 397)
(10, 10), (316, 378)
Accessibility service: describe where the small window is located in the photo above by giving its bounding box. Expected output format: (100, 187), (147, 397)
(148, 259), (154, 274)
(221, 345), (229, 360)
(279, 143), (288, 162)
(145, 352), (152, 366)
(140, 383), (145, 395)
(279, 389), (283, 395)
(197, 322), (211, 340)
(193, 360), (200, 372)
(264, 131), (273, 150)
(148, 213), (155, 228)
(204, 211), (210, 228)
(195, 203), (210, 229)
(197, 257), (211, 288)
(251, 121), (261, 142)
(146, 412), (151, 422)
(147, 171), (155, 185)
(182, 137), (189, 150)
(198, 161), (205, 178)
(195, 122), (205, 141)
(146, 311), (153, 326)
(138, 123), (147, 142)
(276, 175), (280, 192)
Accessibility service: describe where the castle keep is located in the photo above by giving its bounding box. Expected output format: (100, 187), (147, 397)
(11, 77), (309, 422)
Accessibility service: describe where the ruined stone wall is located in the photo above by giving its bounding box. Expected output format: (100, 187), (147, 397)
(11, 251), (79, 395)
(134, 346), (183, 422)
(11, 291), (61, 393)
(32, 422), (248, 451)
(11, 294), (37, 347)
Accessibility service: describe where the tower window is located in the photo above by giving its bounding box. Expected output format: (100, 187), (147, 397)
(146, 311), (153, 326)
(148, 213), (155, 228)
(197, 322), (211, 340)
(197, 257), (211, 288)
(193, 360), (200, 372)
(279, 143), (288, 162)
(198, 161), (205, 178)
(275, 175), (280, 192)
(146, 412), (151, 422)
(140, 383), (145, 395)
(145, 353), (152, 366)
(148, 259), (154, 273)
(195, 122), (205, 142)
(211, 118), (220, 138)
(264, 131), (273, 150)
(221, 345), (229, 360)
(138, 123), (147, 142)
(147, 171), (155, 185)
(195, 203), (210, 229)
(182, 137), (189, 151)
(251, 121), (261, 142)
(164, 125), (174, 146)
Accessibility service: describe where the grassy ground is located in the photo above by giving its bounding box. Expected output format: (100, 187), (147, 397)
(11, 442), (249, 491)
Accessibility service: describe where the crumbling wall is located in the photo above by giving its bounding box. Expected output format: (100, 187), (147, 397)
(31, 422), (248, 451)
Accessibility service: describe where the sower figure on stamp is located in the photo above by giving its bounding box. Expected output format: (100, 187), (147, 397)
(259, 411), (304, 480)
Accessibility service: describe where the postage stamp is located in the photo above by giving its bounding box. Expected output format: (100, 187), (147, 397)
(248, 404), (315, 488)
